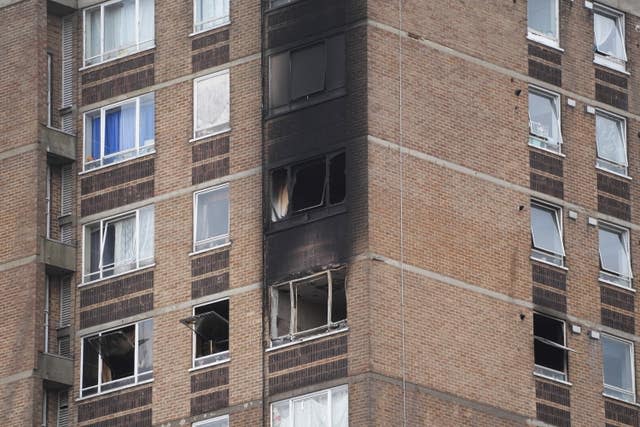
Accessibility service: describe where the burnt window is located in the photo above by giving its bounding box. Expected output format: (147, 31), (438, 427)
(181, 299), (230, 368)
(269, 34), (345, 114)
(533, 313), (570, 382)
(270, 268), (347, 345)
(271, 152), (346, 222)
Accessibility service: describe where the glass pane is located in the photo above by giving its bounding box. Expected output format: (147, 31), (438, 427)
(139, 0), (155, 43)
(595, 12), (624, 59)
(110, 216), (136, 274)
(85, 8), (101, 60)
(196, 0), (228, 29)
(600, 228), (630, 276)
(138, 206), (154, 263)
(331, 387), (348, 427)
(293, 393), (328, 427)
(270, 52), (290, 109)
(325, 35), (346, 91)
(528, 0), (557, 38)
(139, 94), (155, 146)
(529, 92), (560, 144)
(596, 114), (626, 165)
(85, 225), (101, 277)
(195, 73), (230, 137)
(196, 417), (229, 427)
(291, 43), (325, 100)
(137, 319), (153, 374)
(85, 112), (101, 164)
(272, 401), (291, 427)
(531, 205), (563, 255)
(82, 338), (99, 389)
(329, 153), (346, 205)
(603, 336), (633, 392)
(104, 0), (136, 53)
(196, 187), (229, 248)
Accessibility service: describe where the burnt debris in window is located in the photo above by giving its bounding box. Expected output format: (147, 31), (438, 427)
(181, 300), (229, 367)
(270, 152), (345, 222)
(533, 313), (568, 380)
(88, 325), (135, 382)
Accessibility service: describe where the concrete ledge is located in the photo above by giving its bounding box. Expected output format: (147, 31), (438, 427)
(596, 0), (640, 17)
(41, 238), (76, 273)
(36, 352), (73, 388)
(38, 125), (76, 163)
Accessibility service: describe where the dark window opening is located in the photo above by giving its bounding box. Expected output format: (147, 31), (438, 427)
(88, 326), (135, 382)
(270, 152), (346, 222)
(181, 300), (230, 367)
(533, 313), (569, 382)
(271, 268), (347, 344)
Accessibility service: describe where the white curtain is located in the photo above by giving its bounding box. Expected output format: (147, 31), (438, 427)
(594, 13), (624, 59)
(137, 319), (153, 373)
(331, 387), (348, 427)
(104, 0), (136, 53)
(86, 8), (101, 60)
(596, 114), (626, 165)
(119, 101), (136, 151)
(294, 393), (328, 427)
(272, 401), (290, 427)
(197, 73), (230, 135)
(271, 171), (289, 221)
(113, 217), (136, 273)
(138, 206), (154, 264)
(139, 0), (154, 44)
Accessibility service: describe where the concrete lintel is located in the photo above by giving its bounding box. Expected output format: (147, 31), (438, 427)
(41, 238), (76, 273)
(39, 125), (76, 164)
(36, 352), (73, 388)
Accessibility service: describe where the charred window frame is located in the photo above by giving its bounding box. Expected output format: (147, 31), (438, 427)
(534, 313), (572, 383)
(270, 152), (345, 222)
(81, 318), (153, 397)
(180, 299), (230, 369)
(268, 34), (346, 115)
(270, 268), (347, 346)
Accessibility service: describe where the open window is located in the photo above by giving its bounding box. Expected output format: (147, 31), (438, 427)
(602, 334), (635, 403)
(599, 223), (632, 288)
(528, 87), (562, 154)
(534, 313), (571, 382)
(81, 318), (153, 397)
(527, 0), (559, 48)
(596, 110), (627, 177)
(181, 299), (230, 368)
(593, 4), (627, 72)
(530, 201), (565, 267)
(271, 152), (345, 222)
(270, 268), (347, 346)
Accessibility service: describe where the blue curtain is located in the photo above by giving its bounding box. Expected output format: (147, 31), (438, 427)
(91, 116), (101, 159)
(105, 109), (121, 155)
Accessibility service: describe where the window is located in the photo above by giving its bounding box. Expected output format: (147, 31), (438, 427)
(599, 223), (632, 288)
(531, 201), (565, 267)
(593, 4), (627, 71)
(193, 185), (229, 252)
(83, 206), (154, 283)
(81, 318), (153, 397)
(193, 0), (229, 33)
(534, 313), (570, 382)
(527, 0), (559, 47)
(271, 152), (345, 222)
(84, 93), (155, 171)
(83, 0), (154, 67)
(269, 34), (345, 114)
(528, 87), (562, 153)
(181, 299), (229, 368)
(602, 334), (635, 403)
(271, 385), (348, 427)
(271, 268), (347, 345)
(193, 70), (230, 140)
(596, 111), (627, 176)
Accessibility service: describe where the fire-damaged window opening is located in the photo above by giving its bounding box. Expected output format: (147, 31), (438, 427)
(81, 318), (153, 397)
(180, 299), (230, 368)
(270, 267), (347, 346)
(271, 152), (345, 222)
(533, 313), (573, 383)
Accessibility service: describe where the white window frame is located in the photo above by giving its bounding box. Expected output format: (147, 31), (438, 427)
(82, 206), (154, 283)
(82, 0), (155, 68)
(531, 200), (566, 267)
(595, 109), (628, 177)
(270, 385), (348, 427)
(527, 0), (560, 49)
(533, 313), (572, 383)
(80, 318), (153, 398)
(528, 86), (563, 154)
(190, 298), (230, 369)
(83, 93), (155, 171)
(193, 184), (230, 254)
(599, 222), (633, 288)
(602, 334), (636, 403)
(593, 3), (627, 73)
(192, 415), (229, 427)
(192, 69), (231, 141)
(192, 0), (230, 35)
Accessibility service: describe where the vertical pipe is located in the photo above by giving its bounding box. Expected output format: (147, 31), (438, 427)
(44, 276), (50, 353)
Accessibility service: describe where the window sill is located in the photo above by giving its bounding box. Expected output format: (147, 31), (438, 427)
(189, 20), (231, 38)
(189, 127), (231, 144)
(266, 326), (348, 353)
(599, 277), (635, 293)
(533, 371), (572, 387)
(603, 393), (638, 407)
(530, 256), (568, 271)
(79, 150), (156, 176)
(528, 142), (565, 158)
(79, 263), (155, 287)
(595, 165), (631, 181)
(76, 378), (153, 402)
(594, 55), (629, 75)
(526, 33), (563, 53)
(189, 241), (231, 257)
(189, 357), (230, 373)
(80, 45), (156, 72)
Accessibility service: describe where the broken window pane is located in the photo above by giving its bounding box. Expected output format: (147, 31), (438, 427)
(291, 159), (326, 213)
(329, 153), (346, 205)
(192, 300), (229, 367)
(533, 313), (567, 382)
(271, 168), (289, 221)
(97, 325), (136, 383)
(272, 285), (292, 340)
(291, 43), (325, 100)
(294, 275), (329, 335)
(82, 339), (99, 393)
(331, 271), (347, 323)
